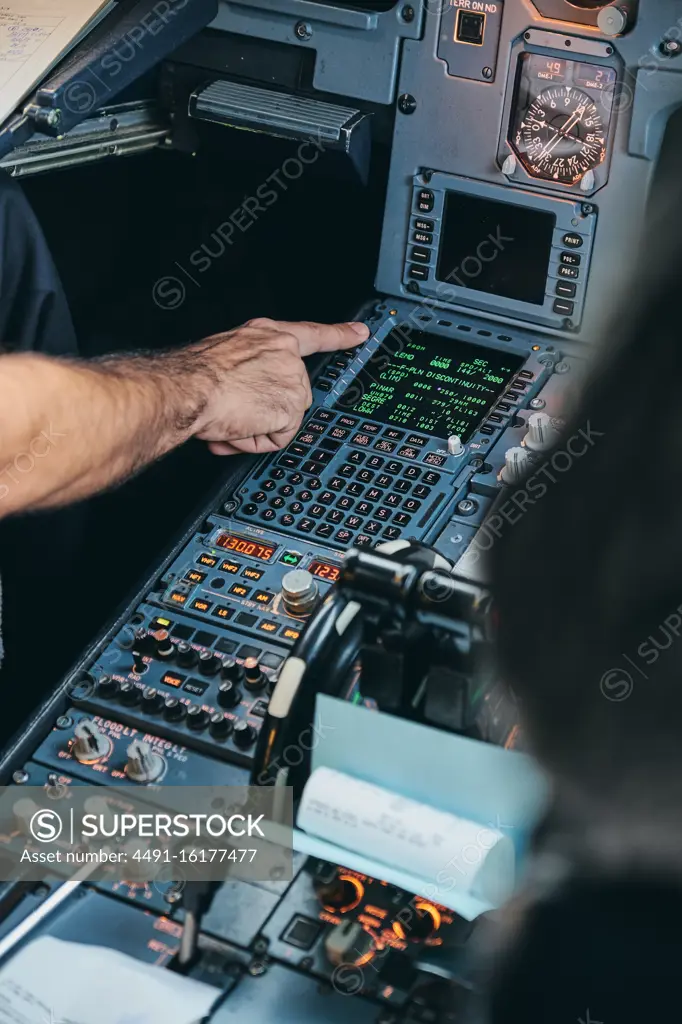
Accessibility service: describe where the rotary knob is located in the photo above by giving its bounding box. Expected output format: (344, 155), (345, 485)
(447, 435), (465, 456)
(125, 740), (165, 783)
(597, 5), (628, 35)
(141, 687), (164, 714)
(176, 642), (198, 669)
(218, 680), (242, 709)
(243, 657), (265, 692)
(154, 631), (174, 660)
(96, 675), (119, 700)
(232, 720), (256, 749)
(72, 719), (111, 762)
(281, 569), (318, 616)
(198, 651), (223, 677)
(209, 713), (233, 740)
(119, 681), (141, 707)
(186, 705), (209, 731)
(500, 447), (531, 486)
(222, 658), (245, 684)
(524, 412), (559, 453)
(163, 696), (186, 722)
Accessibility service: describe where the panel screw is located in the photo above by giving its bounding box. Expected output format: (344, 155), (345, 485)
(223, 500), (238, 513)
(469, 457), (484, 471)
(295, 20), (312, 40)
(529, 397), (546, 410)
(661, 38), (682, 57)
(457, 499), (478, 516)
(249, 960), (268, 977)
(554, 361), (571, 374)
(398, 93), (417, 114)
(581, 203), (595, 216)
(482, 67), (493, 79)
(406, 281), (421, 294)
(401, 5), (415, 22)
(12, 770), (29, 784)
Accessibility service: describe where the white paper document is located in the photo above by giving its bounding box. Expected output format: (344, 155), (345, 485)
(0, 0), (110, 127)
(0, 935), (219, 1024)
(298, 766), (516, 909)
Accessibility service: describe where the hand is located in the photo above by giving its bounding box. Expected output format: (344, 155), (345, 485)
(191, 317), (369, 455)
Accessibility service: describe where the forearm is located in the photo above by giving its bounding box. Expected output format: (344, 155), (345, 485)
(0, 348), (213, 517)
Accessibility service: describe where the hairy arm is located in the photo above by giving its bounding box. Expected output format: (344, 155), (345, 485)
(0, 318), (367, 518)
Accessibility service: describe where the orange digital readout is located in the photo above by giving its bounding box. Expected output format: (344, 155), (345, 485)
(308, 559), (341, 583)
(216, 532), (275, 562)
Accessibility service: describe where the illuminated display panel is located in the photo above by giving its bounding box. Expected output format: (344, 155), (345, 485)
(335, 329), (523, 442)
(215, 533), (276, 562)
(309, 559), (341, 583)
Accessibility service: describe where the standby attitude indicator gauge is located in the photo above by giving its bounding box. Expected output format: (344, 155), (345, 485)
(508, 55), (616, 187)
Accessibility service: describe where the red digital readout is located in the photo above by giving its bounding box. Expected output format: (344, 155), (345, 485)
(215, 533), (276, 562)
(309, 559), (341, 583)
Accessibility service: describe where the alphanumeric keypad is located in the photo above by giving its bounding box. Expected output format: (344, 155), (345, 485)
(238, 412), (448, 550)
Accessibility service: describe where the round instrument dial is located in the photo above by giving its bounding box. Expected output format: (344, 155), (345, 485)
(513, 85), (607, 185)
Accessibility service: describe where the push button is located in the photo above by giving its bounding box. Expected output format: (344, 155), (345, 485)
(411, 247), (430, 263)
(415, 218), (434, 232)
(553, 298), (575, 316)
(556, 281), (577, 298)
(561, 251), (581, 267)
(563, 233), (584, 249)
(414, 231), (433, 245)
(409, 265), (429, 281)
(417, 189), (434, 212)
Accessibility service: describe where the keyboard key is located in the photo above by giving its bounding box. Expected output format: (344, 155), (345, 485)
(279, 454), (301, 469)
(356, 502), (373, 517)
(366, 488), (382, 502)
(395, 479), (411, 493)
(336, 496), (354, 511)
(413, 484), (431, 500)
(290, 502), (304, 515)
(375, 508), (391, 521)
(356, 534), (373, 547)
(335, 529), (354, 544)
(397, 446), (419, 460)
(366, 456), (385, 470)
(297, 518), (315, 533)
(252, 491), (267, 503)
(316, 523), (334, 539)
(361, 422), (381, 434)
(309, 477), (323, 490)
(262, 479), (277, 491)
(271, 497), (286, 509)
(308, 422), (326, 434)
(392, 512), (410, 526)
(281, 514), (295, 527)
(406, 434), (427, 447)
(349, 451), (366, 465)
(376, 474), (392, 488)
(326, 509), (345, 524)
(311, 449), (333, 465)
(374, 439), (396, 454)
(357, 469), (375, 484)
(271, 468), (286, 480)
(299, 490), (314, 503)
(345, 515), (363, 529)
(423, 453), (447, 467)
(384, 428), (405, 441)
(347, 482), (365, 498)
(352, 433), (373, 447)
(289, 443), (310, 458)
(280, 484), (295, 497)
(319, 491), (335, 505)
(386, 461), (402, 474)
(382, 526), (401, 541)
(318, 439), (341, 453)
(242, 503), (258, 516)
(364, 521), (381, 535)
(290, 473), (304, 485)
(337, 415), (358, 429)
(330, 427), (350, 441)
(297, 432), (316, 446)
(339, 464), (355, 478)
(385, 493), (402, 507)
(261, 508), (276, 521)
(301, 461), (325, 475)
(403, 498), (422, 513)
(404, 466), (422, 480)
(309, 505), (325, 518)
(423, 471), (441, 486)
(329, 477), (346, 491)
(314, 409), (334, 422)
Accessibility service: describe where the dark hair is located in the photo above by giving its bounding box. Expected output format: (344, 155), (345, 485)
(490, 116), (682, 819)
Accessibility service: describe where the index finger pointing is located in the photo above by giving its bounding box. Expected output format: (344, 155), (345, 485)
(284, 320), (370, 357)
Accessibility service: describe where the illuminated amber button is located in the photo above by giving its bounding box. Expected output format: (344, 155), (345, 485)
(282, 627), (301, 642)
(258, 621), (279, 634)
(169, 591), (187, 605)
(242, 567), (264, 581)
(220, 561), (241, 574)
(229, 584), (251, 598)
(197, 553), (218, 568)
(185, 570), (207, 584)
(190, 598), (212, 613)
(253, 591), (273, 606)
